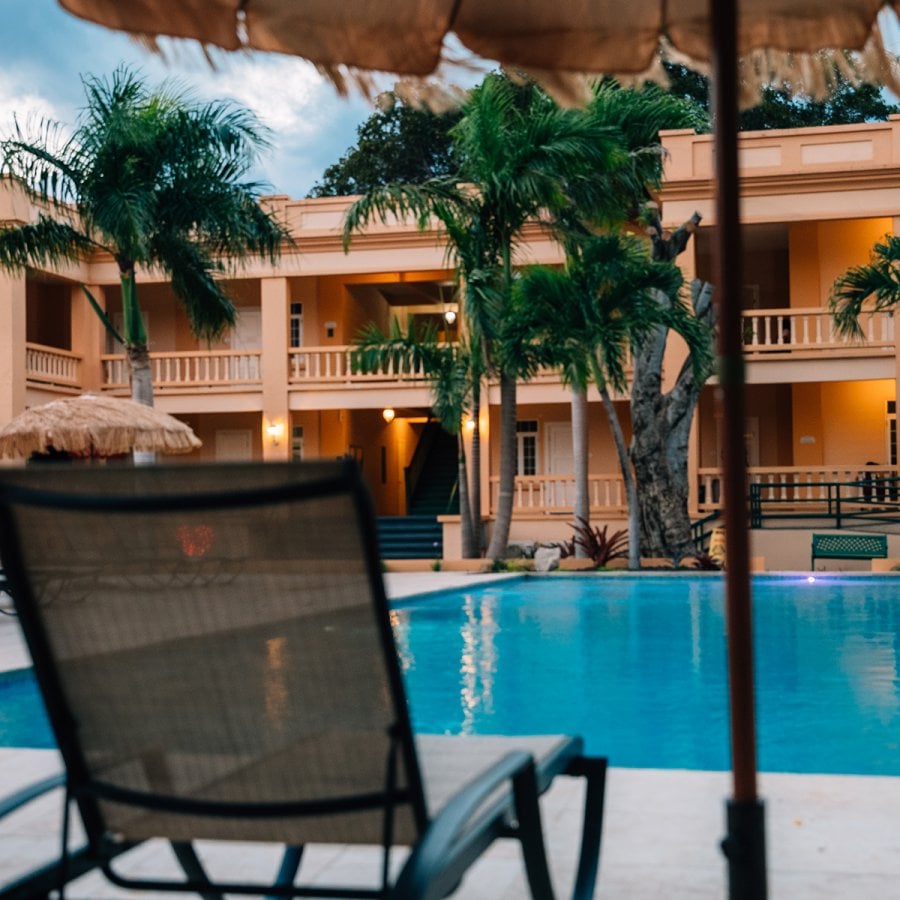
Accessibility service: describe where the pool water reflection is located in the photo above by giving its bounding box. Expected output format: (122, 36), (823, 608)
(393, 574), (900, 774)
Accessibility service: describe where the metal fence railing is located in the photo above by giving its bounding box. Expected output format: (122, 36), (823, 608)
(749, 476), (900, 529)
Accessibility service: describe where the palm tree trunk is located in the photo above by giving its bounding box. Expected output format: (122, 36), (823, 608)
(571, 386), (590, 558)
(127, 343), (154, 407)
(486, 372), (517, 560)
(598, 383), (640, 570)
(469, 386), (484, 555)
(120, 268), (153, 407)
(457, 434), (476, 558)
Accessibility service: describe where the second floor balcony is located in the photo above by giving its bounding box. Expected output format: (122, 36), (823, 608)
(24, 305), (897, 398)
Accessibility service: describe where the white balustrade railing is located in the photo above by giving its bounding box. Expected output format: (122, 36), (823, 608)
(289, 346), (434, 384)
(494, 465), (899, 516)
(25, 343), (81, 388)
(741, 307), (894, 353)
(94, 307), (891, 396)
(490, 474), (626, 514)
(102, 350), (262, 390)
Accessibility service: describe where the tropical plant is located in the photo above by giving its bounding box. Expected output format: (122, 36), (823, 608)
(686, 552), (723, 571)
(514, 230), (712, 568)
(344, 73), (635, 560)
(0, 65), (290, 406)
(830, 234), (900, 339)
(574, 81), (712, 563)
(569, 518), (629, 568)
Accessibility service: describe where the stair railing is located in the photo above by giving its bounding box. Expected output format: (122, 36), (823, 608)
(404, 420), (440, 514)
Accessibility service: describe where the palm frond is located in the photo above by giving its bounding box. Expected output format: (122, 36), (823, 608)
(830, 234), (900, 339)
(0, 216), (97, 271)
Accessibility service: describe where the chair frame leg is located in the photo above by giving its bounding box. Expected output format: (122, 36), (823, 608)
(567, 756), (607, 900)
(511, 761), (556, 900)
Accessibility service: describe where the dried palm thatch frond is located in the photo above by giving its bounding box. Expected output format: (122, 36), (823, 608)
(0, 394), (201, 459)
(58, 0), (900, 108)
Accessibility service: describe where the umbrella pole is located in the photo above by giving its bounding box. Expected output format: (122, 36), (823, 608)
(710, 0), (768, 898)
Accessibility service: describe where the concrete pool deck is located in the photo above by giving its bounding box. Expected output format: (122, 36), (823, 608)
(2, 572), (900, 898)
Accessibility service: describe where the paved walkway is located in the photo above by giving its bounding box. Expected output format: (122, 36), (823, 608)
(3, 573), (900, 897)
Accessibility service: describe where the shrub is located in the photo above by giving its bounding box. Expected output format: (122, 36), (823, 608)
(687, 552), (722, 571)
(569, 517), (628, 567)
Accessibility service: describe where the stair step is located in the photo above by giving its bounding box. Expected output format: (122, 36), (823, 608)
(377, 515), (442, 559)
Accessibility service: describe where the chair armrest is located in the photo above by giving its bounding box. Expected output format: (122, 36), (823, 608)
(392, 750), (534, 900)
(0, 773), (64, 821)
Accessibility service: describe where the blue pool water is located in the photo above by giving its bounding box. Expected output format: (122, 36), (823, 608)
(392, 574), (900, 775)
(0, 668), (53, 749)
(5, 574), (900, 773)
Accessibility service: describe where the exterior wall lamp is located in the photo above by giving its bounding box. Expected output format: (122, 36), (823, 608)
(266, 421), (285, 445)
(382, 408), (396, 424)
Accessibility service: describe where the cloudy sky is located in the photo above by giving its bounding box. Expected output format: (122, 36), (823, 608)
(0, 0), (380, 198)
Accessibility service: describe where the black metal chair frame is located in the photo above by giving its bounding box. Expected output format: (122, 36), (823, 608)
(0, 462), (607, 899)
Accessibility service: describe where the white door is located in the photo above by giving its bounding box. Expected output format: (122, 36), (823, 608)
(215, 429), (253, 460)
(546, 422), (574, 507)
(228, 310), (261, 380)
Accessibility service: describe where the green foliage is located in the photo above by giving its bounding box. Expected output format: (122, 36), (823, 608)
(830, 234), (900, 339)
(663, 60), (899, 132)
(309, 93), (461, 196)
(513, 231), (711, 395)
(569, 518), (629, 567)
(0, 65), (290, 351)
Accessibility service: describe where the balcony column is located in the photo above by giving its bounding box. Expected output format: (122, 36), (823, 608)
(71, 283), (106, 392)
(0, 270), (26, 425)
(261, 276), (290, 461)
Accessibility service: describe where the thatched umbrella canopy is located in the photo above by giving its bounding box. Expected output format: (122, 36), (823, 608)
(0, 394), (201, 459)
(57, 0), (900, 105)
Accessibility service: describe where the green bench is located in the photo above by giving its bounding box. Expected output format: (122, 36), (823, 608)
(811, 532), (888, 570)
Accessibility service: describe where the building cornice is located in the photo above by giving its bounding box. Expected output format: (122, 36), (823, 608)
(661, 166), (900, 205)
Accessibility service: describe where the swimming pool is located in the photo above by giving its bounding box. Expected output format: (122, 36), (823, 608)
(391, 574), (900, 775)
(5, 574), (900, 774)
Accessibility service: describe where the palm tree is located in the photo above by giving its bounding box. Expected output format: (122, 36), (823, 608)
(344, 73), (631, 559)
(515, 231), (711, 569)
(830, 234), (900, 338)
(0, 65), (290, 406)
(353, 319), (480, 557)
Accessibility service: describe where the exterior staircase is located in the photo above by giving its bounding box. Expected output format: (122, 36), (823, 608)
(377, 426), (458, 559)
(377, 515), (444, 560)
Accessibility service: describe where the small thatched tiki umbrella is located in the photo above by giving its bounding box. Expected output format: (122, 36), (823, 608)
(0, 394), (201, 459)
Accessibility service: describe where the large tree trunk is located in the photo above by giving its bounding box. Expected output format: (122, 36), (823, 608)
(598, 383), (640, 570)
(486, 372), (517, 559)
(631, 279), (715, 561)
(571, 386), (590, 557)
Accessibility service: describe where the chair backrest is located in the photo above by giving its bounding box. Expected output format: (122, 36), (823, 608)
(0, 461), (427, 848)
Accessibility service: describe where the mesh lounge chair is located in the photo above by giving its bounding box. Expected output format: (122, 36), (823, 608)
(0, 460), (606, 899)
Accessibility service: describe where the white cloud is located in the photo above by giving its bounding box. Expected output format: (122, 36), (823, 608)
(0, 0), (378, 198)
(0, 73), (65, 134)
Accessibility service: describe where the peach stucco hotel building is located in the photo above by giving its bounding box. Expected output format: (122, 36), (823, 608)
(3, 119), (900, 559)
